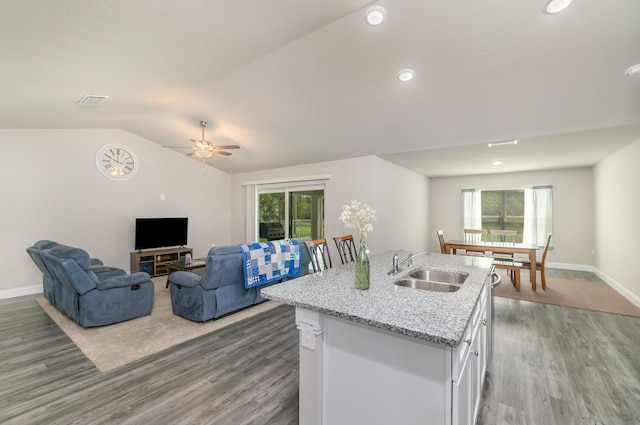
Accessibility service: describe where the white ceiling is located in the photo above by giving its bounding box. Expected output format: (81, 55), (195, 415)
(2, 0), (639, 176)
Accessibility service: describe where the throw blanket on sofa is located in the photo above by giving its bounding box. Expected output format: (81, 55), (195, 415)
(240, 240), (301, 289)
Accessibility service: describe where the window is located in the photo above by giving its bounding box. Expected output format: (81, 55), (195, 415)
(462, 186), (552, 247)
(481, 190), (525, 242)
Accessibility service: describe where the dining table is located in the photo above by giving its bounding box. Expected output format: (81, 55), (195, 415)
(444, 239), (541, 290)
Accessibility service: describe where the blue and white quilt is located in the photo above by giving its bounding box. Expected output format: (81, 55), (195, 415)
(240, 239), (301, 289)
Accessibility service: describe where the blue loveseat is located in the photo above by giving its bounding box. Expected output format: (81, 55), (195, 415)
(27, 240), (127, 303)
(169, 238), (311, 322)
(27, 241), (154, 327)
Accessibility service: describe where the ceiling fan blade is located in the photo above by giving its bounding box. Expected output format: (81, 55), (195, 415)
(214, 150), (232, 156)
(213, 145), (240, 150)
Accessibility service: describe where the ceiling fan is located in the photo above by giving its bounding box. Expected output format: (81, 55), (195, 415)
(165, 120), (240, 160)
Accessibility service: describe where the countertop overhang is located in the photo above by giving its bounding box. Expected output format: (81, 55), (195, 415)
(261, 251), (494, 347)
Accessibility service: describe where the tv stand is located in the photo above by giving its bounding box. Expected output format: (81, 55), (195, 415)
(130, 247), (193, 277)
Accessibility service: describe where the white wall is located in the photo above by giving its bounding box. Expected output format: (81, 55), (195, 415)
(0, 129), (231, 298)
(229, 156), (429, 260)
(594, 139), (640, 306)
(428, 167), (595, 268)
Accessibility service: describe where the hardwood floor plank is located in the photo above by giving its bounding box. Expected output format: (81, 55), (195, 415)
(2, 269), (639, 424)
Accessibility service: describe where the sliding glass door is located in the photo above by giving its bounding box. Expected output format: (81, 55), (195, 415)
(257, 185), (324, 241)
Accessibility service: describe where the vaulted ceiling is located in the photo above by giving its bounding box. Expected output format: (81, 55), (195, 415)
(2, 0), (639, 176)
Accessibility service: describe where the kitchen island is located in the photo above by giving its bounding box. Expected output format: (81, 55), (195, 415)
(261, 251), (494, 425)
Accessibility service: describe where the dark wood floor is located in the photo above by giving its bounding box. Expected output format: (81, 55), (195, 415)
(1, 270), (638, 425)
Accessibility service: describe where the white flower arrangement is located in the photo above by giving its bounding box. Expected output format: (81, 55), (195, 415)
(339, 200), (377, 238)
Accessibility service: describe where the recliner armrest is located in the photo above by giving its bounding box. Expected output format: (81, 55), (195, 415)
(168, 271), (202, 288)
(90, 258), (104, 266)
(96, 272), (151, 290)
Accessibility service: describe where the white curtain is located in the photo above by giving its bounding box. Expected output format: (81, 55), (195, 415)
(461, 189), (482, 236)
(522, 186), (553, 248)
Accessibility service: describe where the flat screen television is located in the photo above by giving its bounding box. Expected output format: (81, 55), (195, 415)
(135, 217), (188, 250)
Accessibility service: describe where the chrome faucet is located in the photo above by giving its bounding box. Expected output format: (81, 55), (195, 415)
(389, 250), (429, 275)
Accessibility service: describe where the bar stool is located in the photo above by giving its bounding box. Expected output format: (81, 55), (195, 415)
(333, 235), (357, 265)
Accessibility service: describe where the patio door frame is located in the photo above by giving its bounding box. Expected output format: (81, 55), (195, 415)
(243, 175), (330, 242)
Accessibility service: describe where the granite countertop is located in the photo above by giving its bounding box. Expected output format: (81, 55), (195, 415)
(260, 251), (494, 348)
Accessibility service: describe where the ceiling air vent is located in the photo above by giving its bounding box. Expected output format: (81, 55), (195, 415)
(78, 95), (109, 106)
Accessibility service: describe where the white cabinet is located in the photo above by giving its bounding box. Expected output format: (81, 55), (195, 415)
(452, 282), (488, 425)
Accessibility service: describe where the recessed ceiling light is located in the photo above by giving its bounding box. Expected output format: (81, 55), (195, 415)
(625, 64), (640, 78)
(365, 6), (386, 26)
(397, 69), (415, 82)
(488, 140), (518, 147)
(544, 0), (572, 14)
(492, 161), (503, 166)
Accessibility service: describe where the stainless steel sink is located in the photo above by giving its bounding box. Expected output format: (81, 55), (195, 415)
(409, 269), (468, 284)
(394, 278), (461, 293)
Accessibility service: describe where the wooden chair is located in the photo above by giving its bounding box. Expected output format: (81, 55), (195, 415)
(519, 233), (552, 290)
(494, 260), (522, 292)
(463, 228), (488, 256)
(437, 230), (447, 254)
(489, 229), (517, 243)
(305, 238), (333, 273)
(489, 229), (517, 260)
(333, 235), (357, 265)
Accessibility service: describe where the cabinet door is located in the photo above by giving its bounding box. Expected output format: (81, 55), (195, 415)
(470, 334), (481, 425)
(452, 346), (473, 425)
(478, 306), (488, 389)
(470, 307), (488, 424)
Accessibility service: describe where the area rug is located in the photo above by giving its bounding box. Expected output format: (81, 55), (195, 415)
(493, 274), (640, 317)
(36, 277), (283, 372)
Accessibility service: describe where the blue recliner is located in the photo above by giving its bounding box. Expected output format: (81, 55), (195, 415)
(169, 238), (311, 322)
(27, 240), (127, 304)
(40, 245), (154, 327)
(26, 240), (60, 303)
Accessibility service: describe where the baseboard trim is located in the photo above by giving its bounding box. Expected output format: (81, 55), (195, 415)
(0, 285), (42, 300)
(593, 268), (640, 309)
(546, 262), (593, 272)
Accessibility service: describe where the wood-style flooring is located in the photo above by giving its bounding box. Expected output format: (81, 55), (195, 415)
(1, 269), (638, 425)
(480, 269), (640, 425)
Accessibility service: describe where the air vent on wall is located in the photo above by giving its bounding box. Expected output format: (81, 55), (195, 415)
(78, 95), (109, 106)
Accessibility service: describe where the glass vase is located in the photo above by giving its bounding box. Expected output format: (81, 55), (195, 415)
(355, 238), (370, 290)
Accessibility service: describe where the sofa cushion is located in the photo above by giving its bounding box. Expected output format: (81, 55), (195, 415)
(42, 248), (97, 295)
(48, 245), (93, 271)
(95, 272), (151, 290)
(26, 240), (59, 274)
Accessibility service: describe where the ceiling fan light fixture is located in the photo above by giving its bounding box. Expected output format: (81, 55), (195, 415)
(365, 6), (386, 26)
(544, 0), (572, 14)
(194, 149), (213, 159)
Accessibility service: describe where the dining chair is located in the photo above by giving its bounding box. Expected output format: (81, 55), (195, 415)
(518, 233), (552, 290)
(489, 229), (517, 243)
(463, 228), (488, 256)
(437, 230), (447, 254)
(489, 229), (517, 260)
(305, 238), (333, 273)
(333, 235), (357, 265)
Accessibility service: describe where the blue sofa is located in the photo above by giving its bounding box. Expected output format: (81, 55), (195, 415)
(169, 238), (311, 322)
(28, 241), (155, 327)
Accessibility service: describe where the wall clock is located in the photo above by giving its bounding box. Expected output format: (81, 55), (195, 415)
(95, 144), (138, 180)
